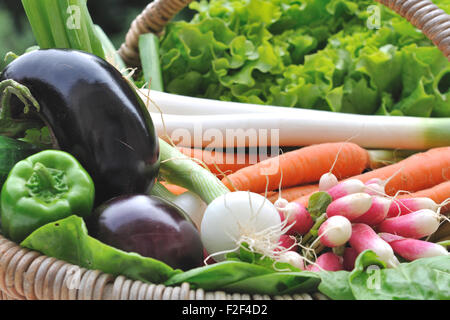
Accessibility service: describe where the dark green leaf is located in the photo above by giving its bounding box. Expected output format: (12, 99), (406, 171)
(317, 270), (355, 300)
(349, 251), (450, 300)
(164, 261), (274, 291)
(21, 215), (180, 284)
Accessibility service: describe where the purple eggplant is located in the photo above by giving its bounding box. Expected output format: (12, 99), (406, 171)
(94, 195), (204, 271)
(0, 49), (160, 205)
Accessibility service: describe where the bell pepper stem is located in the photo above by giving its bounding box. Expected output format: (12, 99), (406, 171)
(32, 162), (58, 191)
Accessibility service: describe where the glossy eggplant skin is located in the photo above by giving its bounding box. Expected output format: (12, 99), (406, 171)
(0, 49), (160, 205)
(95, 195), (204, 271)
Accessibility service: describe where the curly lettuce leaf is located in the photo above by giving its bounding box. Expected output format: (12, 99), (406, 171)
(159, 0), (450, 117)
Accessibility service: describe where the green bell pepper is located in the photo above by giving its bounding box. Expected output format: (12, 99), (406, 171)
(1, 150), (95, 242)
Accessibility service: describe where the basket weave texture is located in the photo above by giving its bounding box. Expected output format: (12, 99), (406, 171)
(0, 0), (449, 300)
(0, 234), (329, 300)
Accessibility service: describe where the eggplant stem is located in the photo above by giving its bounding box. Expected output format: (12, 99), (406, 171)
(4, 52), (19, 62)
(0, 80), (41, 119)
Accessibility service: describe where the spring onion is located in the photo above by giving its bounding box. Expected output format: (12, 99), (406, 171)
(158, 139), (229, 204)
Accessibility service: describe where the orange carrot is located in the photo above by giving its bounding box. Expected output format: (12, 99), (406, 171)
(294, 147), (450, 208)
(265, 184), (321, 203)
(351, 146), (450, 196)
(161, 182), (188, 196)
(222, 142), (370, 194)
(177, 147), (258, 178)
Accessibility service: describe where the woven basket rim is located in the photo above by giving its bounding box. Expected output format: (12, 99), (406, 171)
(1, 0), (450, 301)
(0, 234), (329, 300)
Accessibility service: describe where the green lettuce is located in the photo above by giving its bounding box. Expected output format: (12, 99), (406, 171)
(158, 0), (450, 117)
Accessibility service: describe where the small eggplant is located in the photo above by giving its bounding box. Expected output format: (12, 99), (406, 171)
(94, 195), (204, 271)
(0, 49), (160, 205)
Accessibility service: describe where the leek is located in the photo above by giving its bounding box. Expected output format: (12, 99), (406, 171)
(21, 0), (105, 59)
(139, 33), (164, 92)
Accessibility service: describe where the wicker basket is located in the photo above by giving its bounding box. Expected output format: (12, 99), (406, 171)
(0, 0), (449, 301)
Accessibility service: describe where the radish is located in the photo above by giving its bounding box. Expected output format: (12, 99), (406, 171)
(201, 192), (282, 261)
(307, 252), (344, 272)
(326, 193), (373, 221)
(319, 172), (339, 192)
(364, 182), (386, 196)
(377, 209), (441, 239)
(277, 234), (297, 252)
(274, 198), (289, 211)
(327, 179), (366, 200)
(343, 247), (359, 271)
(318, 216), (352, 248)
(276, 251), (305, 270)
(386, 197), (438, 218)
(379, 233), (449, 261)
(377, 232), (404, 242)
(280, 202), (314, 236)
(363, 168), (402, 196)
(349, 223), (399, 267)
(353, 196), (392, 226)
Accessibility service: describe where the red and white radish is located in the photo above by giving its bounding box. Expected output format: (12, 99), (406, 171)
(319, 172), (339, 192)
(277, 234), (297, 252)
(307, 252), (344, 272)
(327, 179), (366, 200)
(349, 223), (399, 267)
(364, 179), (386, 196)
(377, 232), (404, 243)
(274, 198), (289, 211)
(280, 202), (314, 236)
(353, 196), (392, 226)
(201, 192), (282, 261)
(343, 247), (359, 271)
(318, 216), (352, 248)
(377, 209), (441, 239)
(276, 251), (305, 270)
(379, 233), (449, 261)
(386, 197), (438, 218)
(326, 193), (373, 221)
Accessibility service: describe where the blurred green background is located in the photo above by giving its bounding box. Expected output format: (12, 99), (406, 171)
(0, 0), (194, 70)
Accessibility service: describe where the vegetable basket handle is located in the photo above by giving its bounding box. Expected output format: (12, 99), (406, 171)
(118, 0), (450, 68)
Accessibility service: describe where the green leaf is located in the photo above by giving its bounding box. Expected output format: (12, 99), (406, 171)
(307, 191), (332, 218)
(317, 270), (355, 300)
(349, 251), (450, 300)
(222, 271), (321, 295)
(18, 127), (53, 149)
(21, 215), (180, 284)
(164, 261), (274, 290)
